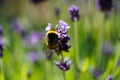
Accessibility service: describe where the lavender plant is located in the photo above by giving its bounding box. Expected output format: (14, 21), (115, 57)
(45, 20), (72, 71)
(68, 5), (80, 71)
(68, 5), (80, 22)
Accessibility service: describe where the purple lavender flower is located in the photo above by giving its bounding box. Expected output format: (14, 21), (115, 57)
(93, 69), (102, 78)
(45, 20), (72, 71)
(96, 0), (113, 12)
(56, 20), (70, 34)
(11, 19), (26, 38)
(68, 5), (80, 21)
(106, 75), (113, 80)
(53, 57), (72, 71)
(56, 20), (71, 52)
(26, 51), (39, 63)
(45, 20), (71, 53)
(58, 34), (71, 52)
(23, 31), (44, 47)
(102, 41), (114, 55)
(29, 32), (43, 45)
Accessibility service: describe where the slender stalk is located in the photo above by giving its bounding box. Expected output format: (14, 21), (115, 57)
(61, 53), (66, 80)
(0, 58), (4, 80)
(61, 52), (64, 62)
(62, 71), (66, 80)
(73, 20), (80, 69)
(72, 20), (81, 80)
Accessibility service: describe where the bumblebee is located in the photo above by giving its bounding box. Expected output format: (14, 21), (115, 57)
(45, 29), (61, 59)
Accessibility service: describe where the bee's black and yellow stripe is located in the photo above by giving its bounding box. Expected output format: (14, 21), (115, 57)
(46, 29), (61, 55)
(46, 29), (58, 45)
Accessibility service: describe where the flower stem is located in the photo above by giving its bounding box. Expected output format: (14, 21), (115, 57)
(73, 21), (80, 69)
(61, 53), (66, 80)
(0, 58), (4, 80)
(73, 21), (81, 80)
(61, 52), (64, 62)
(62, 71), (66, 80)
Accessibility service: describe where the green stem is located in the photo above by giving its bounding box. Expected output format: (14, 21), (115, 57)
(0, 58), (4, 80)
(73, 21), (81, 80)
(61, 53), (66, 80)
(73, 21), (80, 68)
(61, 52), (64, 62)
(62, 71), (66, 80)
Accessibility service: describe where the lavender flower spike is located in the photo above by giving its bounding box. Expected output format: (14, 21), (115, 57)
(53, 57), (72, 71)
(56, 20), (70, 34)
(56, 20), (71, 52)
(59, 20), (70, 29)
(96, 0), (113, 12)
(68, 5), (80, 21)
(27, 51), (39, 63)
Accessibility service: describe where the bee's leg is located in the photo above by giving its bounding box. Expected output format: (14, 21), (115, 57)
(54, 47), (61, 55)
(46, 48), (53, 60)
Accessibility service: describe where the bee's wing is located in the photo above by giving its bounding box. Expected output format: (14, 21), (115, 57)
(46, 48), (53, 60)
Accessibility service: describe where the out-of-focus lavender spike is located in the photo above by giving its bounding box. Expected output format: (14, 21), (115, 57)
(68, 5), (80, 21)
(96, 0), (113, 19)
(26, 51), (39, 63)
(102, 41), (114, 55)
(96, 0), (113, 12)
(23, 31), (44, 47)
(93, 69), (102, 78)
(11, 19), (26, 38)
(106, 75), (113, 80)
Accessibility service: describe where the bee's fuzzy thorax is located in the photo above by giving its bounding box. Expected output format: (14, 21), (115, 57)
(46, 29), (58, 36)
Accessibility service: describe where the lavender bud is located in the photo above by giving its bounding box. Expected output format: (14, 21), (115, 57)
(68, 5), (80, 21)
(96, 0), (113, 12)
(53, 57), (72, 71)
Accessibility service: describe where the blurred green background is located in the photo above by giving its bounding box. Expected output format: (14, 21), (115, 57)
(0, 0), (120, 80)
